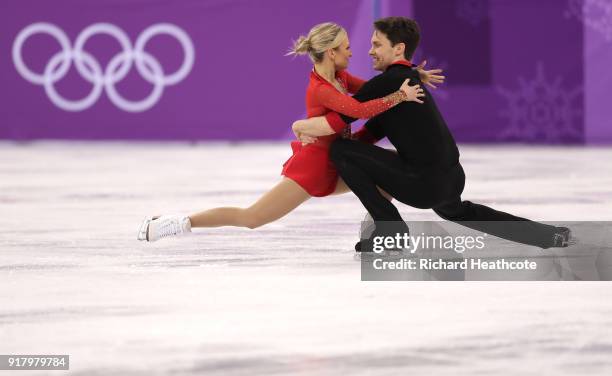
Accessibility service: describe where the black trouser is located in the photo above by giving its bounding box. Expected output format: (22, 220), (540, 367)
(330, 139), (558, 249)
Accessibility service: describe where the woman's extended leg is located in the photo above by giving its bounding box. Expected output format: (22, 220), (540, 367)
(189, 178), (311, 229)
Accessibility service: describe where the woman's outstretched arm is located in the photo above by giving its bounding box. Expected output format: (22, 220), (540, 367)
(315, 78), (422, 121)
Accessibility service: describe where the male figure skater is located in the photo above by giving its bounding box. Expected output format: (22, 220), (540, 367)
(291, 17), (571, 251)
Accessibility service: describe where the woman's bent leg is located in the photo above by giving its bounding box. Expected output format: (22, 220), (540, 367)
(189, 178), (311, 229)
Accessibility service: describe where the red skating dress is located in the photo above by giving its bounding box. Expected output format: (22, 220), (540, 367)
(281, 69), (406, 197)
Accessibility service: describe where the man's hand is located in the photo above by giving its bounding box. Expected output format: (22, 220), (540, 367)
(292, 117), (336, 138)
(292, 120), (318, 145)
(416, 60), (445, 89)
(298, 133), (317, 145)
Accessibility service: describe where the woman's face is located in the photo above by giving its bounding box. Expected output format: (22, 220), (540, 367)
(331, 37), (352, 70)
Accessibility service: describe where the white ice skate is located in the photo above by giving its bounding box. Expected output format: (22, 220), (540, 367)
(137, 216), (153, 241)
(137, 215), (191, 242)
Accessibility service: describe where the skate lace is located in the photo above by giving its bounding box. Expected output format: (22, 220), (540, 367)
(158, 219), (181, 238)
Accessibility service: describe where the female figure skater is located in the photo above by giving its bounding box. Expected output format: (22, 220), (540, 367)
(138, 22), (442, 242)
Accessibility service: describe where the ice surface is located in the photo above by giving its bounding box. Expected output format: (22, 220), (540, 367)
(1, 142), (612, 375)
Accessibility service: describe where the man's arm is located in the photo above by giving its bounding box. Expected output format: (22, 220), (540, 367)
(293, 116), (385, 145)
(292, 117), (335, 137)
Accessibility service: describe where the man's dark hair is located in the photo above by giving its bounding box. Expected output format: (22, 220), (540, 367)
(373, 17), (420, 60)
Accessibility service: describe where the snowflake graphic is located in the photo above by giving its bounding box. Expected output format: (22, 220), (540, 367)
(456, 0), (490, 27)
(497, 63), (583, 143)
(566, 0), (612, 41)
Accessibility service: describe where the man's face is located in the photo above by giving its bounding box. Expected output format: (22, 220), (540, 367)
(368, 30), (402, 71)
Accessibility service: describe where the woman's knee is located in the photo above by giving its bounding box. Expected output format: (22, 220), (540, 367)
(241, 208), (267, 229)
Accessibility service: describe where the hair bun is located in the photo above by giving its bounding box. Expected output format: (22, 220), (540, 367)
(286, 22), (346, 62)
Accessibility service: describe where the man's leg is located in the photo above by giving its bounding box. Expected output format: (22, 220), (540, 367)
(330, 139), (568, 249)
(433, 197), (565, 249)
(330, 139), (429, 222)
(329, 139), (440, 251)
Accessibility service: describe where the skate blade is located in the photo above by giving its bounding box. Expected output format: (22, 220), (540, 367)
(137, 216), (153, 241)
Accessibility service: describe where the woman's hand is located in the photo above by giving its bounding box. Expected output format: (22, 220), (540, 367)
(399, 79), (425, 104)
(416, 60), (445, 89)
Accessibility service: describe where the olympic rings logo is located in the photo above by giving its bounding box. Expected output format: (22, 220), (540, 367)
(12, 22), (195, 112)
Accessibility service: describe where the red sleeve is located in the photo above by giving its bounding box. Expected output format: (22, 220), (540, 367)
(342, 71), (366, 94)
(325, 112), (348, 134)
(315, 85), (405, 120)
(352, 126), (379, 144)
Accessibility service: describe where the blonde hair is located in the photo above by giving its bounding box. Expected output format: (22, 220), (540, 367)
(287, 22), (348, 63)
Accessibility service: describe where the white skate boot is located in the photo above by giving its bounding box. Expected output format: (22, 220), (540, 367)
(137, 215), (191, 242)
